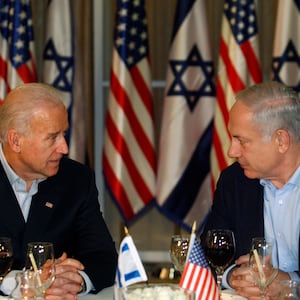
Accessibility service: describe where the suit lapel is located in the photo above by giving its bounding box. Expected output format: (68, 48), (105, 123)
(25, 177), (61, 237)
(0, 163), (25, 235)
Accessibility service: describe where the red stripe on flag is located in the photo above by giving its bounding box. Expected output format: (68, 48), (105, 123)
(105, 111), (153, 204)
(130, 64), (154, 119)
(212, 79), (231, 171)
(102, 153), (135, 220)
(219, 38), (245, 93)
(180, 262), (219, 300)
(0, 56), (7, 81)
(215, 77), (229, 128)
(17, 63), (37, 83)
(240, 41), (262, 83)
(110, 71), (156, 172)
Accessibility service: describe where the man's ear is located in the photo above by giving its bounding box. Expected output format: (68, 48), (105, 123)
(275, 129), (290, 153)
(7, 129), (21, 153)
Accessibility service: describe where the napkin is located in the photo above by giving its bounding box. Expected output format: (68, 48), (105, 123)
(0, 270), (20, 296)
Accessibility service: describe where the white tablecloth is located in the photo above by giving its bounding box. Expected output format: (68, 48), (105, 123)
(79, 286), (113, 300)
(78, 286), (248, 300)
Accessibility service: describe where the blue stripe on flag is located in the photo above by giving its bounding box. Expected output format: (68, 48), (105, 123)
(121, 243), (129, 252)
(124, 270), (142, 282)
(171, 0), (195, 41)
(158, 121), (213, 229)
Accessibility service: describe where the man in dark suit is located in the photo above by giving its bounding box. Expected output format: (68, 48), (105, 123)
(201, 81), (300, 299)
(0, 83), (118, 299)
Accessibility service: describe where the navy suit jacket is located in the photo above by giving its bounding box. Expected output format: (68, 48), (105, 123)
(0, 157), (117, 293)
(201, 162), (300, 274)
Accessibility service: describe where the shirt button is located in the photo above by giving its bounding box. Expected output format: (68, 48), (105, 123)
(278, 199), (283, 205)
(277, 232), (282, 238)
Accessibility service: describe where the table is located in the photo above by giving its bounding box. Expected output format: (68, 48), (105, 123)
(80, 286), (113, 300)
(79, 286), (247, 300)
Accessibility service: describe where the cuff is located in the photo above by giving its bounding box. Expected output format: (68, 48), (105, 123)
(78, 270), (94, 295)
(0, 270), (21, 296)
(288, 271), (300, 282)
(221, 264), (236, 290)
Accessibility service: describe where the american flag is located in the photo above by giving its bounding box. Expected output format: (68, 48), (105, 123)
(43, 0), (82, 161)
(272, 0), (300, 93)
(179, 233), (220, 300)
(156, 0), (215, 232)
(103, 0), (155, 222)
(0, 0), (37, 103)
(211, 0), (262, 188)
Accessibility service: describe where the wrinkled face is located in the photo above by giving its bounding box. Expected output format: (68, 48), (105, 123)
(17, 105), (69, 180)
(227, 101), (281, 179)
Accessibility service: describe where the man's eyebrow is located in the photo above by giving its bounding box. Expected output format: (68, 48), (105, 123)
(45, 131), (60, 139)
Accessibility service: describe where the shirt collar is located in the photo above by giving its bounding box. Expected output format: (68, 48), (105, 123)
(260, 165), (300, 189)
(0, 144), (44, 192)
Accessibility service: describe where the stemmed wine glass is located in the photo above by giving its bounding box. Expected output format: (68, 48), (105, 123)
(170, 235), (190, 273)
(204, 229), (235, 290)
(249, 238), (278, 300)
(25, 242), (55, 298)
(0, 237), (14, 283)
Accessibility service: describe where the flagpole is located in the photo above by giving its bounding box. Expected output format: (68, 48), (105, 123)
(186, 221), (196, 260)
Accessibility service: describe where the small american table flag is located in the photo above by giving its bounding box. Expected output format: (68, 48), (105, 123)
(179, 233), (220, 300)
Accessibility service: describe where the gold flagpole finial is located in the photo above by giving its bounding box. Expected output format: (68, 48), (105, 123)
(192, 221), (197, 234)
(124, 226), (129, 236)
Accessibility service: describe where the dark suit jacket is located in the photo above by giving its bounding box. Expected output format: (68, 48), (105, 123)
(0, 157), (118, 293)
(201, 162), (300, 274)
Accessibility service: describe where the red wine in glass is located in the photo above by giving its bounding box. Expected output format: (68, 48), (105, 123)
(204, 229), (235, 290)
(0, 237), (13, 283)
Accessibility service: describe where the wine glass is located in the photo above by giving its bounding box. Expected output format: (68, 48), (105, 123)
(204, 229), (235, 290)
(170, 235), (190, 273)
(249, 238), (278, 299)
(278, 280), (300, 299)
(0, 237), (14, 283)
(25, 242), (55, 297)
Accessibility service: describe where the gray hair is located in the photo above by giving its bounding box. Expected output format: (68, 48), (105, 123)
(0, 83), (66, 144)
(235, 81), (300, 142)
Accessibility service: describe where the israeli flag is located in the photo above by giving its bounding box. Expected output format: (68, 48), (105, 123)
(116, 235), (147, 288)
(114, 235), (147, 299)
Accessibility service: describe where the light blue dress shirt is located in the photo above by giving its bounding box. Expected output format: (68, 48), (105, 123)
(223, 167), (300, 288)
(0, 145), (42, 221)
(261, 167), (300, 281)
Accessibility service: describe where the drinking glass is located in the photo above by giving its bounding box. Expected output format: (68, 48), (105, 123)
(25, 242), (55, 297)
(278, 280), (300, 299)
(9, 270), (37, 300)
(170, 235), (190, 273)
(0, 237), (14, 283)
(204, 229), (235, 290)
(249, 238), (278, 299)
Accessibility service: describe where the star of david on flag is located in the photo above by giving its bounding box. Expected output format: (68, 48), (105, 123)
(168, 44), (214, 111)
(42, 0), (85, 162)
(156, 0), (215, 233)
(272, 0), (300, 92)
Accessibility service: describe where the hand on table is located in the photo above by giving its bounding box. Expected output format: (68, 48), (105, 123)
(45, 252), (85, 300)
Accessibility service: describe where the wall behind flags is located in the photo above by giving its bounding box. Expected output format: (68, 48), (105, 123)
(30, 0), (279, 258)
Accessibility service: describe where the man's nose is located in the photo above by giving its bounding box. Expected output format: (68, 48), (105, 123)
(57, 137), (69, 154)
(227, 141), (241, 158)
